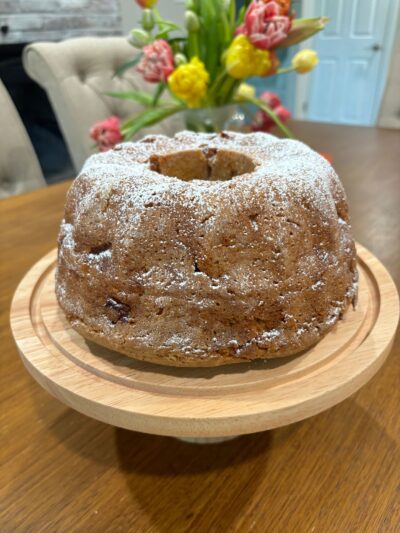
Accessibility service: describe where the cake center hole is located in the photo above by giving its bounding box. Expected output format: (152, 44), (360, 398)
(149, 148), (256, 182)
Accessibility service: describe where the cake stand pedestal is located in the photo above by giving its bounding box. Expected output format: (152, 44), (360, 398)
(10, 244), (399, 442)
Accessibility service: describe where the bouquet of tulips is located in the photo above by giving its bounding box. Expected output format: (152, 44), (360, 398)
(91, 0), (328, 151)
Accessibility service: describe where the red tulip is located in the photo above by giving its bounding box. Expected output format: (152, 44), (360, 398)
(90, 116), (123, 152)
(137, 39), (175, 83)
(240, 0), (292, 50)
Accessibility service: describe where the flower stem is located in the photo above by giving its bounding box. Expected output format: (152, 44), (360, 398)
(208, 69), (232, 106)
(225, 79), (240, 104)
(218, 77), (233, 104)
(187, 30), (200, 58)
(246, 96), (295, 138)
(209, 69), (228, 96)
(277, 66), (296, 74)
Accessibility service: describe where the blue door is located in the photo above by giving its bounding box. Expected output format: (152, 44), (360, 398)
(304, 0), (396, 125)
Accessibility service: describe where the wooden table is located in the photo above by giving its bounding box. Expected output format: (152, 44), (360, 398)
(1, 123), (399, 532)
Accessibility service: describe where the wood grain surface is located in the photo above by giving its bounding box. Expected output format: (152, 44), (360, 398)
(1, 122), (400, 532)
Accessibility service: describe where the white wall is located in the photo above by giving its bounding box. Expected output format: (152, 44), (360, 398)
(119, 0), (184, 35)
(378, 10), (400, 129)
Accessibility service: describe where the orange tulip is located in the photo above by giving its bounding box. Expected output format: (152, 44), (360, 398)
(135, 0), (157, 8)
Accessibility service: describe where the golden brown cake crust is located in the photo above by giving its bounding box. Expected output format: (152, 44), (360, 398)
(56, 131), (358, 367)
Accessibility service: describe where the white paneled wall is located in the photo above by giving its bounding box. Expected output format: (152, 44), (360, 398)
(0, 0), (122, 43)
(378, 10), (400, 128)
(120, 0), (184, 35)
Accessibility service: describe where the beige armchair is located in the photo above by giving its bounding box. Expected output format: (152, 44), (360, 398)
(0, 79), (45, 199)
(23, 37), (183, 172)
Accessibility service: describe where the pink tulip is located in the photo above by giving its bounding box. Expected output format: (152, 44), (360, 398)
(274, 104), (291, 122)
(251, 93), (291, 132)
(235, 22), (246, 36)
(260, 91), (281, 108)
(137, 39), (175, 83)
(239, 0), (292, 50)
(90, 116), (123, 152)
(251, 109), (275, 132)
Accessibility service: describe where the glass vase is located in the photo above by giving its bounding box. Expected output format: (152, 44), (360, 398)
(182, 104), (251, 134)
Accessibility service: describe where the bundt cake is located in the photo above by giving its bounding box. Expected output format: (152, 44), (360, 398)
(56, 131), (358, 367)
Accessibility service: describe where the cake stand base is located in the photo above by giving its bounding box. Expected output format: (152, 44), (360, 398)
(177, 436), (239, 444)
(10, 243), (399, 441)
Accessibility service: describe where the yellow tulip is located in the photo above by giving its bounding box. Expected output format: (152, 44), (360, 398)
(225, 35), (273, 79)
(292, 49), (319, 73)
(235, 83), (256, 101)
(168, 57), (209, 108)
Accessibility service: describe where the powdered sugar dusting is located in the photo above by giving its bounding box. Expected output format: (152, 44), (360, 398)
(56, 130), (358, 364)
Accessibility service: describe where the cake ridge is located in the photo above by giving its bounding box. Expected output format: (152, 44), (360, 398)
(56, 131), (358, 366)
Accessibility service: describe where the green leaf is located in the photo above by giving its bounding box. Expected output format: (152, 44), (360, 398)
(218, 11), (232, 50)
(228, 0), (236, 31)
(113, 54), (143, 78)
(243, 96), (295, 139)
(104, 90), (154, 106)
(152, 83), (166, 106)
(168, 37), (186, 45)
(154, 29), (171, 39)
(278, 17), (329, 48)
(153, 9), (181, 31)
(105, 90), (176, 108)
(200, 0), (219, 81)
(154, 20), (181, 39)
(121, 104), (185, 139)
(237, 5), (246, 24)
(157, 20), (180, 32)
(238, 0), (251, 23)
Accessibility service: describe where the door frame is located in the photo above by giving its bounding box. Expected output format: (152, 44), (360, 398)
(294, 0), (400, 124)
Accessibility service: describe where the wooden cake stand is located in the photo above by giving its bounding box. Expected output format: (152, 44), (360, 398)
(10, 244), (399, 442)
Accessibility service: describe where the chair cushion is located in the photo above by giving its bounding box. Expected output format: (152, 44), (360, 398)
(23, 37), (183, 171)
